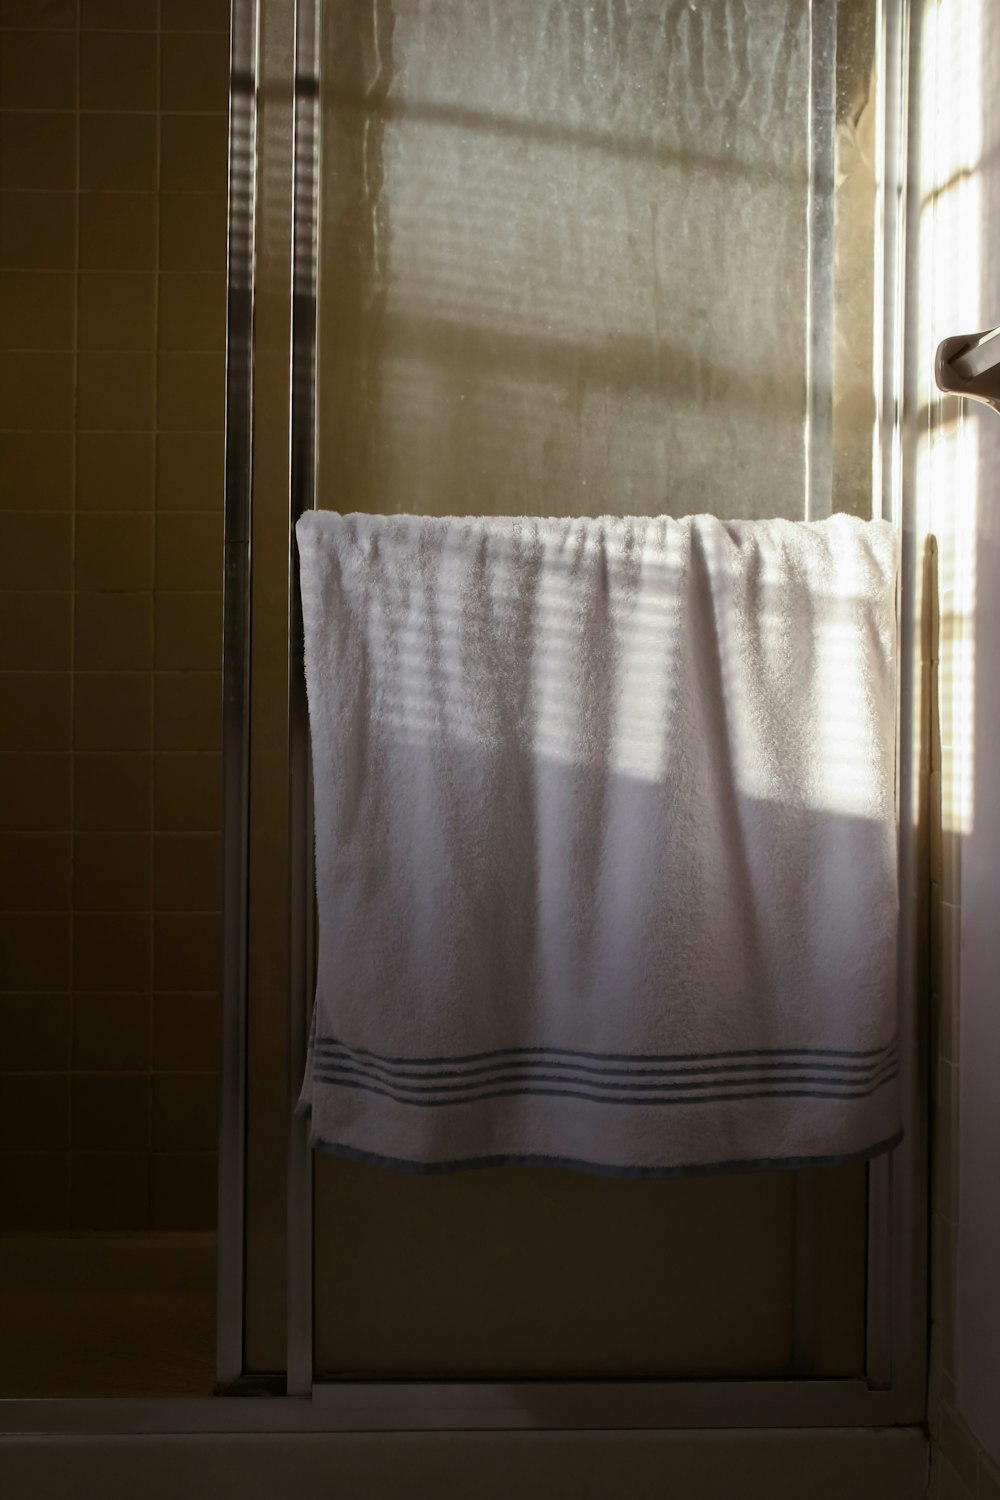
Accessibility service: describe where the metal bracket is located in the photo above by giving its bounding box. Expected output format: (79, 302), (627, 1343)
(935, 325), (1000, 412)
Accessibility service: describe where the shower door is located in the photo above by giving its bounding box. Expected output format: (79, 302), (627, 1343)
(229, 0), (925, 1417)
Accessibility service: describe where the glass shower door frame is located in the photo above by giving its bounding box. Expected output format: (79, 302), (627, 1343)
(276, 0), (926, 1423)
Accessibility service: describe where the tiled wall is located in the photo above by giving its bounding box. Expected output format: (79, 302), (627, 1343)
(0, 0), (228, 1231)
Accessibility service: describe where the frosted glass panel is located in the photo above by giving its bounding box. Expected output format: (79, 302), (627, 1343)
(310, 0), (879, 1381)
(317, 0), (834, 519)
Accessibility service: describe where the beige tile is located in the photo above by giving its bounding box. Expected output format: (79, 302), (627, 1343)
(77, 431), (155, 511)
(76, 512), (153, 590)
(153, 991), (219, 1071)
(0, 752), (70, 830)
(74, 672), (151, 752)
(0, 911), (69, 988)
(157, 351), (225, 431)
(71, 1151), (149, 1232)
(75, 592), (153, 672)
(160, 115), (228, 193)
(0, 269), (74, 348)
(80, 113), (156, 191)
(78, 350), (155, 431)
(0, 1151), (70, 1231)
(0, 1), (75, 26)
(157, 271), (227, 351)
(80, 0), (156, 26)
(0, 831), (71, 909)
(0, 191), (75, 270)
(0, 513), (72, 593)
(0, 350), (73, 427)
(0, 511), (71, 588)
(154, 672), (221, 752)
(74, 753), (151, 831)
(0, 590), (71, 669)
(151, 1149), (216, 1230)
(159, 192), (227, 272)
(79, 192), (157, 271)
(0, 29), (76, 108)
(153, 910), (220, 990)
(73, 831), (151, 911)
(156, 430), (224, 509)
(155, 511), (224, 590)
(0, 112), (74, 190)
(154, 753), (220, 832)
(79, 271), (156, 351)
(162, 0), (229, 30)
(73, 1073), (150, 1150)
(0, 672), (70, 750)
(152, 1073), (217, 1150)
(0, 1074), (69, 1150)
(161, 31), (229, 112)
(72, 910), (150, 991)
(153, 832), (221, 912)
(0, 431), (73, 508)
(73, 993), (149, 1071)
(80, 31), (157, 111)
(0, 993), (70, 1070)
(154, 592), (222, 673)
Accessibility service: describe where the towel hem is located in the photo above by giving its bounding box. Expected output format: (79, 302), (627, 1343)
(300, 1125), (904, 1180)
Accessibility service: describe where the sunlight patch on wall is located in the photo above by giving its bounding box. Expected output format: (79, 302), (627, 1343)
(917, 0), (983, 834)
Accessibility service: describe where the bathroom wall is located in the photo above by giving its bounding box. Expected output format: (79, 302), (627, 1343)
(950, 0), (1000, 1481)
(921, 0), (1000, 1494)
(0, 0), (228, 1232)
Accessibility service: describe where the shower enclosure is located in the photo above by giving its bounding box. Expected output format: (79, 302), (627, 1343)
(0, 3), (935, 1490)
(213, 0), (927, 1437)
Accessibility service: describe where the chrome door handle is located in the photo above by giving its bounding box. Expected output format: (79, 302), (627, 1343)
(935, 325), (1000, 413)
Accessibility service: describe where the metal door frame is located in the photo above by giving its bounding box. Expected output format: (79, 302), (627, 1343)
(0, 0), (927, 1443)
(0, 0), (928, 1440)
(279, 0), (927, 1425)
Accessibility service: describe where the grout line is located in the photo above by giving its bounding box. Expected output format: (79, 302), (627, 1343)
(0, 28), (229, 36)
(0, 107), (229, 116)
(0, 187), (223, 196)
(0, 904), (222, 913)
(1, 347), (223, 354)
(1, 1071), (220, 1079)
(7, 585), (208, 599)
(66, 0), (81, 1219)
(0, 427), (223, 433)
(147, 0), (163, 1224)
(0, 1070), (220, 1078)
(0, 268), (221, 274)
(0, 512), (222, 519)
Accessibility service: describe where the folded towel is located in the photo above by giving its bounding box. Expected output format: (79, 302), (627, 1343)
(295, 510), (900, 1177)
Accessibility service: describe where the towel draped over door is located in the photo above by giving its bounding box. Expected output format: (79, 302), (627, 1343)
(295, 510), (900, 1176)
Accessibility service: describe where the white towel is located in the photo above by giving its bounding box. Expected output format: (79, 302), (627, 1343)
(296, 510), (900, 1177)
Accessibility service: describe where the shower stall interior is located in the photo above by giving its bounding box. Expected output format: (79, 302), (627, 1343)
(0, 0), (930, 1475)
(219, 0), (927, 1425)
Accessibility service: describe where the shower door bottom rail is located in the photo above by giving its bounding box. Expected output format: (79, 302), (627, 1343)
(0, 1378), (918, 1435)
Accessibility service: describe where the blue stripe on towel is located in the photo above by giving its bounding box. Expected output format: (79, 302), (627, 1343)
(311, 1036), (898, 1068)
(309, 1064), (899, 1110)
(311, 1043), (897, 1084)
(312, 1060), (899, 1098)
